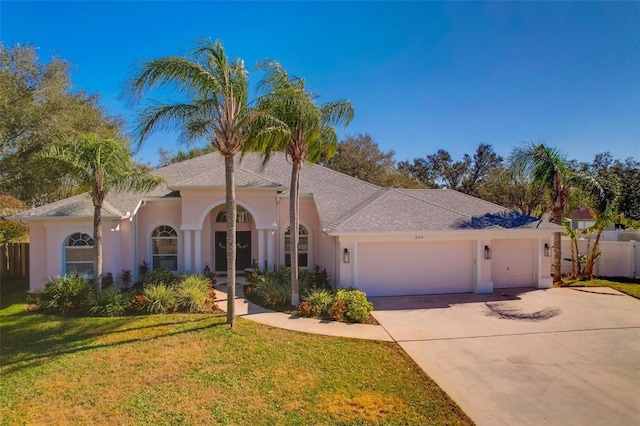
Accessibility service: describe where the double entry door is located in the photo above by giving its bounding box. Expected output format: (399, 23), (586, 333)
(214, 231), (252, 272)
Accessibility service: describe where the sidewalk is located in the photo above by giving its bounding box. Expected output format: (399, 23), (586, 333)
(214, 277), (393, 342)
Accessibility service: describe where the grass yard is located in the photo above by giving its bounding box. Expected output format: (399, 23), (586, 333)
(0, 280), (473, 426)
(562, 277), (640, 299)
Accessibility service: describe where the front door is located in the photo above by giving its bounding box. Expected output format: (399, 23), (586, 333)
(214, 231), (252, 272)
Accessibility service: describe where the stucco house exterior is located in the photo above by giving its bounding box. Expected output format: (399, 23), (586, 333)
(14, 151), (561, 296)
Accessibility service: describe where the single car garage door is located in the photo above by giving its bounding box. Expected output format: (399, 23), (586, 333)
(355, 240), (474, 297)
(492, 239), (535, 288)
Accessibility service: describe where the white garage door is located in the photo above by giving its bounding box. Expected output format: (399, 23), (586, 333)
(492, 239), (535, 288)
(355, 241), (473, 297)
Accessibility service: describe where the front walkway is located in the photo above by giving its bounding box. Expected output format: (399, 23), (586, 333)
(214, 276), (393, 342)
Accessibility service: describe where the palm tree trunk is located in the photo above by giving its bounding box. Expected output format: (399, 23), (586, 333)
(225, 154), (236, 327)
(552, 207), (563, 283)
(585, 230), (603, 277)
(93, 203), (102, 292)
(290, 161), (301, 306)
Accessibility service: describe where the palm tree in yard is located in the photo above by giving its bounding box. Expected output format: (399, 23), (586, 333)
(124, 40), (269, 327)
(508, 142), (587, 283)
(254, 61), (354, 306)
(43, 135), (162, 291)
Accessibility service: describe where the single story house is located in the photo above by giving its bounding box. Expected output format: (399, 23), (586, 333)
(13, 151), (560, 296)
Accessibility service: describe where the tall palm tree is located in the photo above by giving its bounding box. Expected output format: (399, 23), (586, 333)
(43, 135), (162, 291)
(254, 61), (353, 305)
(124, 40), (267, 327)
(508, 142), (576, 283)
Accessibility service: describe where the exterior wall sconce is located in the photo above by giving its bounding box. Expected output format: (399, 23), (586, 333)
(343, 248), (351, 263)
(544, 243), (551, 257)
(484, 245), (492, 260)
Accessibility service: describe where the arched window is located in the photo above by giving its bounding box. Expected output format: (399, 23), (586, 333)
(216, 207), (251, 223)
(285, 225), (309, 268)
(65, 232), (94, 275)
(152, 225), (178, 271)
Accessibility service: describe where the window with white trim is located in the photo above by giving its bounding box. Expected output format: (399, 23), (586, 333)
(152, 225), (178, 271)
(216, 207), (251, 223)
(285, 225), (309, 268)
(65, 232), (94, 275)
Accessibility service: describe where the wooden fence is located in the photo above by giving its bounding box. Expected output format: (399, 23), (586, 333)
(1, 243), (29, 280)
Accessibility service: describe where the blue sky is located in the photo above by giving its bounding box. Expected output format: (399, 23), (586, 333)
(2, 1), (639, 166)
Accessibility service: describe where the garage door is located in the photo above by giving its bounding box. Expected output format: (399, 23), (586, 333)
(492, 239), (535, 288)
(355, 241), (473, 297)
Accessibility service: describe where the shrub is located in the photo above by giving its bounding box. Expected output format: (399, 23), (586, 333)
(250, 267), (291, 307)
(328, 300), (346, 321)
(306, 288), (334, 317)
(145, 268), (175, 286)
(144, 284), (177, 314)
(87, 287), (130, 317)
(176, 274), (215, 313)
(119, 269), (133, 288)
(131, 294), (148, 311)
(37, 274), (91, 315)
(311, 264), (332, 291)
(297, 300), (313, 317)
(101, 272), (114, 289)
(335, 288), (373, 323)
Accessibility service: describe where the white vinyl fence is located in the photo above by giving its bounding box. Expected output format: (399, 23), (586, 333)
(560, 238), (639, 278)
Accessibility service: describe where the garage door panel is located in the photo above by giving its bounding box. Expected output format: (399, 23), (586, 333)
(356, 241), (473, 296)
(492, 239), (534, 288)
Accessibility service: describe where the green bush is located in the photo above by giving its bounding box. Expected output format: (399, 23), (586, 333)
(335, 288), (373, 323)
(87, 287), (130, 317)
(144, 284), (177, 314)
(250, 267), (291, 307)
(306, 288), (334, 316)
(37, 274), (91, 315)
(145, 268), (175, 286)
(176, 274), (215, 312)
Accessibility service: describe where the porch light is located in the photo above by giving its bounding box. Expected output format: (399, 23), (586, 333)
(544, 243), (551, 257)
(484, 245), (492, 260)
(343, 248), (351, 263)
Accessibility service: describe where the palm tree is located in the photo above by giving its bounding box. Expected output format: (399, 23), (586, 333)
(508, 142), (575, 283)
(124, 40), (267, 327)
(43, 135), (162, 291)
(254, 61), (353, 305)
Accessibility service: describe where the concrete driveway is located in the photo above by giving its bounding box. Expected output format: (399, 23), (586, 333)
(371, 287), (640, 426)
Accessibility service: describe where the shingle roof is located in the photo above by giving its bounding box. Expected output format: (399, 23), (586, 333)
(12, 193), (123, 219)
(13, 151), (562, 233)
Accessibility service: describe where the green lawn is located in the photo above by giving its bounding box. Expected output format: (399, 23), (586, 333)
(0, 280), (473, 426)
(562, 277), (640, 299)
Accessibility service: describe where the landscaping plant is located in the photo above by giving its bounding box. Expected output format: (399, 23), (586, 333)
(35, 274), (91, 315)
(144, 268), (175, 287)
(176, 274), (216, 313)
(87, 287), (130, 317)
(335, 287), (374, 323)
(143, 283), (177, 314)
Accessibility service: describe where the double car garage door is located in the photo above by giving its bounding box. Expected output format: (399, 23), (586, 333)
(355, 239), (534, 297)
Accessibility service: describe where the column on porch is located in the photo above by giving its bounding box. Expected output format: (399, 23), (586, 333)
(183, 230), (192, 273)
(194, 230), (202, 274)
(258, 229), (266, 270)
(267, 229), (275, 270)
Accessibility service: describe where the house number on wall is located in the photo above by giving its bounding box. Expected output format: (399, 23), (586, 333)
(415, 235), (424, 240)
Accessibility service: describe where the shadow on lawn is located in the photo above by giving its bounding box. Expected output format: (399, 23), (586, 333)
(1, 280), (227, 375)
(1, 313), (226, 375)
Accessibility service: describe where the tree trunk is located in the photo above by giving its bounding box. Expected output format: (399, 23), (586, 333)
(225, 154), (236, 327)
(585, 230), (603, 277)
(93, 202), (102, 292)
(290, 161), (301, 306)
(552, 207), (563, 283)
